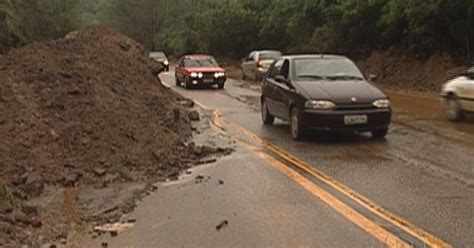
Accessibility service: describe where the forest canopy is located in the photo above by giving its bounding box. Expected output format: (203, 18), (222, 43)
(1, 0), (473, 60)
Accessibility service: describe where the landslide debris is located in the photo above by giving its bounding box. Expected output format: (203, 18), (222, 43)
(0, 26), (231, 246)
(358, 49), (468, 92)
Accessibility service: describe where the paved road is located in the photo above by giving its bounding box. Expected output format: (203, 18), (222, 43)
(81, 71), (474, 247)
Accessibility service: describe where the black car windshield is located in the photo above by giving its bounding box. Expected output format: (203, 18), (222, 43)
(184, 58), (218, 67)
(294, 58), (365, 81)
(259, 52), (281, 60)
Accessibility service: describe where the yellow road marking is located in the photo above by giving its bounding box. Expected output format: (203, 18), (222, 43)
(193, 99), (452, 248)
(244, 144), (412, 247)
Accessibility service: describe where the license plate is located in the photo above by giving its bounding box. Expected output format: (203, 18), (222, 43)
(344, 115), (368, 125)
(203, 79), (214, 84)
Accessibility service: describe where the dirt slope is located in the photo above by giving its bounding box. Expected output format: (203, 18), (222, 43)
(358, 49), (468, 92)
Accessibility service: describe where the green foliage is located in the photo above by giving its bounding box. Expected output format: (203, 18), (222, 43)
(160, 0), (474, 60)
(1, 0), (473, 60)
(0, 0), (84, 52)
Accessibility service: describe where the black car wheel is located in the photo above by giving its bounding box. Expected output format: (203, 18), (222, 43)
(184, 77), (192, 89)
(371, 129), (388, 139)
(261, 99), (274, 125)
(444, 94), (463, 121)
(175, 75), (181, 86)
(217, 82), (225, 90)
(290, 108), (304, 140)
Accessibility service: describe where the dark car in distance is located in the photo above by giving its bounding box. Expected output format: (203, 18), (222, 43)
(175, 54), (226, 89)
(149, 51), (169, 71)
(260, 55), (391, 140)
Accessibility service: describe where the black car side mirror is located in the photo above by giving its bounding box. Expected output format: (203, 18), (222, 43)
(275, 75), (292, 87)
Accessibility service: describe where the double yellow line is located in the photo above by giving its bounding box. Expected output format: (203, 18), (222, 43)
(194, 100), (452, 248)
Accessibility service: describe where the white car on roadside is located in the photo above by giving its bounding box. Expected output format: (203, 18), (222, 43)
(440, 67), (474, 121)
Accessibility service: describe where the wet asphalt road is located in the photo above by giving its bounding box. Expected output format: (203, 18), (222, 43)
(81, 71), (473, 247)
(158, 72), (474, 247)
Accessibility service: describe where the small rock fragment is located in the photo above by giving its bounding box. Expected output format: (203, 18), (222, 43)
(110, 231), (118, 237)
(93, 168), (107, 177)
(49, 129), (60, 140)
(218, 179), (224, 185)
(63, 160), (75, 168)
(103, 206), (119, 214)
(179, 99), (194, 108)
(193, 145), (204, 156)
(61, 173), (80, 187)
(152, 150), (163, 161)
(186, 110), (200, 121)
(11, 175), (26, 186)
(216, 220), (228, 231)
(15, 211), (31, 225)
(166, 109), (180, 123)
(196, 158), (217, 165)
(195, 175), (205, 183)
(22, 203), (38, 216)
(31, 218), (42, 228)
(22, 173), (45, 197)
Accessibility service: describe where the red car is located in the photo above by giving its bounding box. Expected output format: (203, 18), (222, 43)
(175, 54), (227, 89)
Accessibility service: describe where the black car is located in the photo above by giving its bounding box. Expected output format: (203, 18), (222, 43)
(260, 55), (391, 140)
(149, 51), (169, 71)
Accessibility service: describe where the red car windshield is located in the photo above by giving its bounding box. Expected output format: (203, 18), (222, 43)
(184, 58), (218, 67)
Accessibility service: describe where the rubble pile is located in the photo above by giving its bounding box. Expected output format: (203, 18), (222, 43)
(0, 26), (230, 246)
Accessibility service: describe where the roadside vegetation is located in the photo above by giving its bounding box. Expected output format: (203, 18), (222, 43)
(1, 0), (473, 62)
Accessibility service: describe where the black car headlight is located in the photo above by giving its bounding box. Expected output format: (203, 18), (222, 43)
(373, 99), (391, 108)
(305, 100), (336, 110)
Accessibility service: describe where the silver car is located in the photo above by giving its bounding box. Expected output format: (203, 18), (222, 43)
(440, 67), (474, 121)
(241, 50), (282, 81)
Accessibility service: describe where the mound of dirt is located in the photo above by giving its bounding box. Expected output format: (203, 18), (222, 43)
(0, 27), (229, 245)
(358, 49), (468, 92)
(0, 26), (192, 185)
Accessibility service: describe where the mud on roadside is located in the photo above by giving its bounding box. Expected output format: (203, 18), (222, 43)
(0, 27), (234, 247)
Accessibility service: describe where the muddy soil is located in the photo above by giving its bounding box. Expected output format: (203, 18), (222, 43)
(0, 27), (232, 247)
(358, 49), (468, 93)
